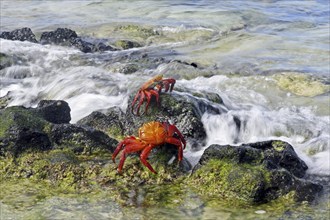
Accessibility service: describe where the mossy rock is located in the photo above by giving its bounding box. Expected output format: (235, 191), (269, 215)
(273, 72), (330, 97)
(0, 142), (190, 201)
(0, 53), (13, 70)
(49, 123), (118, 154)
(188, 142), (322, 204)
(0, 106), (53, 156)
(0, 93), (11, 109)
(114, 40), (142, 50)
(0, 100), (118, 157)
(189, 159), (269, 204)
(114, 24), (158, 39)
(77, 107), (126, 141)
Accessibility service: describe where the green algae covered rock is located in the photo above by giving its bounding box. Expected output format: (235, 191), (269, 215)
(114, 40), (142, 50)
(0, 145), (190, 204)
(274, 72), (330, 97)
(188, 141), (323, 204)
(0, 106), (53, 156)
(0, 100), (191, 208)
(0, 100), (117, 156)
(114, 24), (159, 40)
(77, 107), (126, 140)
(0, 53), (14, 70)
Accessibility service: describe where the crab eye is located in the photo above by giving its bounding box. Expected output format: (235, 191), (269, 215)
(172, 132), (180, 139)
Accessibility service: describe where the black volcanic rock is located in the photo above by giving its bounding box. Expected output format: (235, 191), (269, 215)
(40, 28), (78, 45)
(190, 141), (323, 203)
(36, 100), (71, 124)
(0, 27), (38, 43)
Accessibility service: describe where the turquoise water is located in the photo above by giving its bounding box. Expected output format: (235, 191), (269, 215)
(1, 0), (329, 219)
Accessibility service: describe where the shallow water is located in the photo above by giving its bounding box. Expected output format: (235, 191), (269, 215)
(1, 0), (329, 219)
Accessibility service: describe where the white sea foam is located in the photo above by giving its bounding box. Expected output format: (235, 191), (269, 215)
(178, 75), (330, 175)
(197, 104), (330, 175)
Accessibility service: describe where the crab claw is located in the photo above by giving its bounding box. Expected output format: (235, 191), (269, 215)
(162, 122), (186, 162)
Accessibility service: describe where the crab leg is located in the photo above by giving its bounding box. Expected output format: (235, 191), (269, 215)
(165, 137), (184, 161)
(140, 144), (157, 174)
(112, 137), (146, 173)
(135, 91), (146, 115)
(162, 79), (176, 92)
(144, 90), (160, 114)
(131, 91), (142, 113)
(112, 139), (126, 163)
(163, 123), (186, 149)
(143, 91), (152, 115)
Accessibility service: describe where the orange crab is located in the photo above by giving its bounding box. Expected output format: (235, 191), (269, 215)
(112, 121), (186, 174)
(131, 74), (176, 115)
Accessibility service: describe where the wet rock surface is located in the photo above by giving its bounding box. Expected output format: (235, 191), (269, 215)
(77, 107), (126, 140)
(0, 53), (14, 70)
(114, 39), (142, 50)
(40, 28), (116, 53)
(0, 100), (117, 156)
(1, 27), (116, 53)
(50, 123), (117, 154)
(36, 100), (71, 124)
(40, 28), (78, 45)
(0, 106), (53, 156)
(191, 141), (323, 203)
(0, 27), (38, 43)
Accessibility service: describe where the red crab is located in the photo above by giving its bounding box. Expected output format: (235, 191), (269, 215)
(131, 74), (176, 115)
(112, 121), (186, 174)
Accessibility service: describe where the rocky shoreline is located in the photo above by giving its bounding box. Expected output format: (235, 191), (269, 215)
(0, 27), (326, 214)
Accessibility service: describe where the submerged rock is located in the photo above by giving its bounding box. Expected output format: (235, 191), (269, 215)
(114, 24), (159, 40)
(71, 38), (116, 53)
(0, 53), (13, 70)
(273, 72), (330, 97)
(0, 27), (38, 43)
(0, 52), (29, 71)
(114, 39), (142, 50)
(189, 140), (323, 204)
